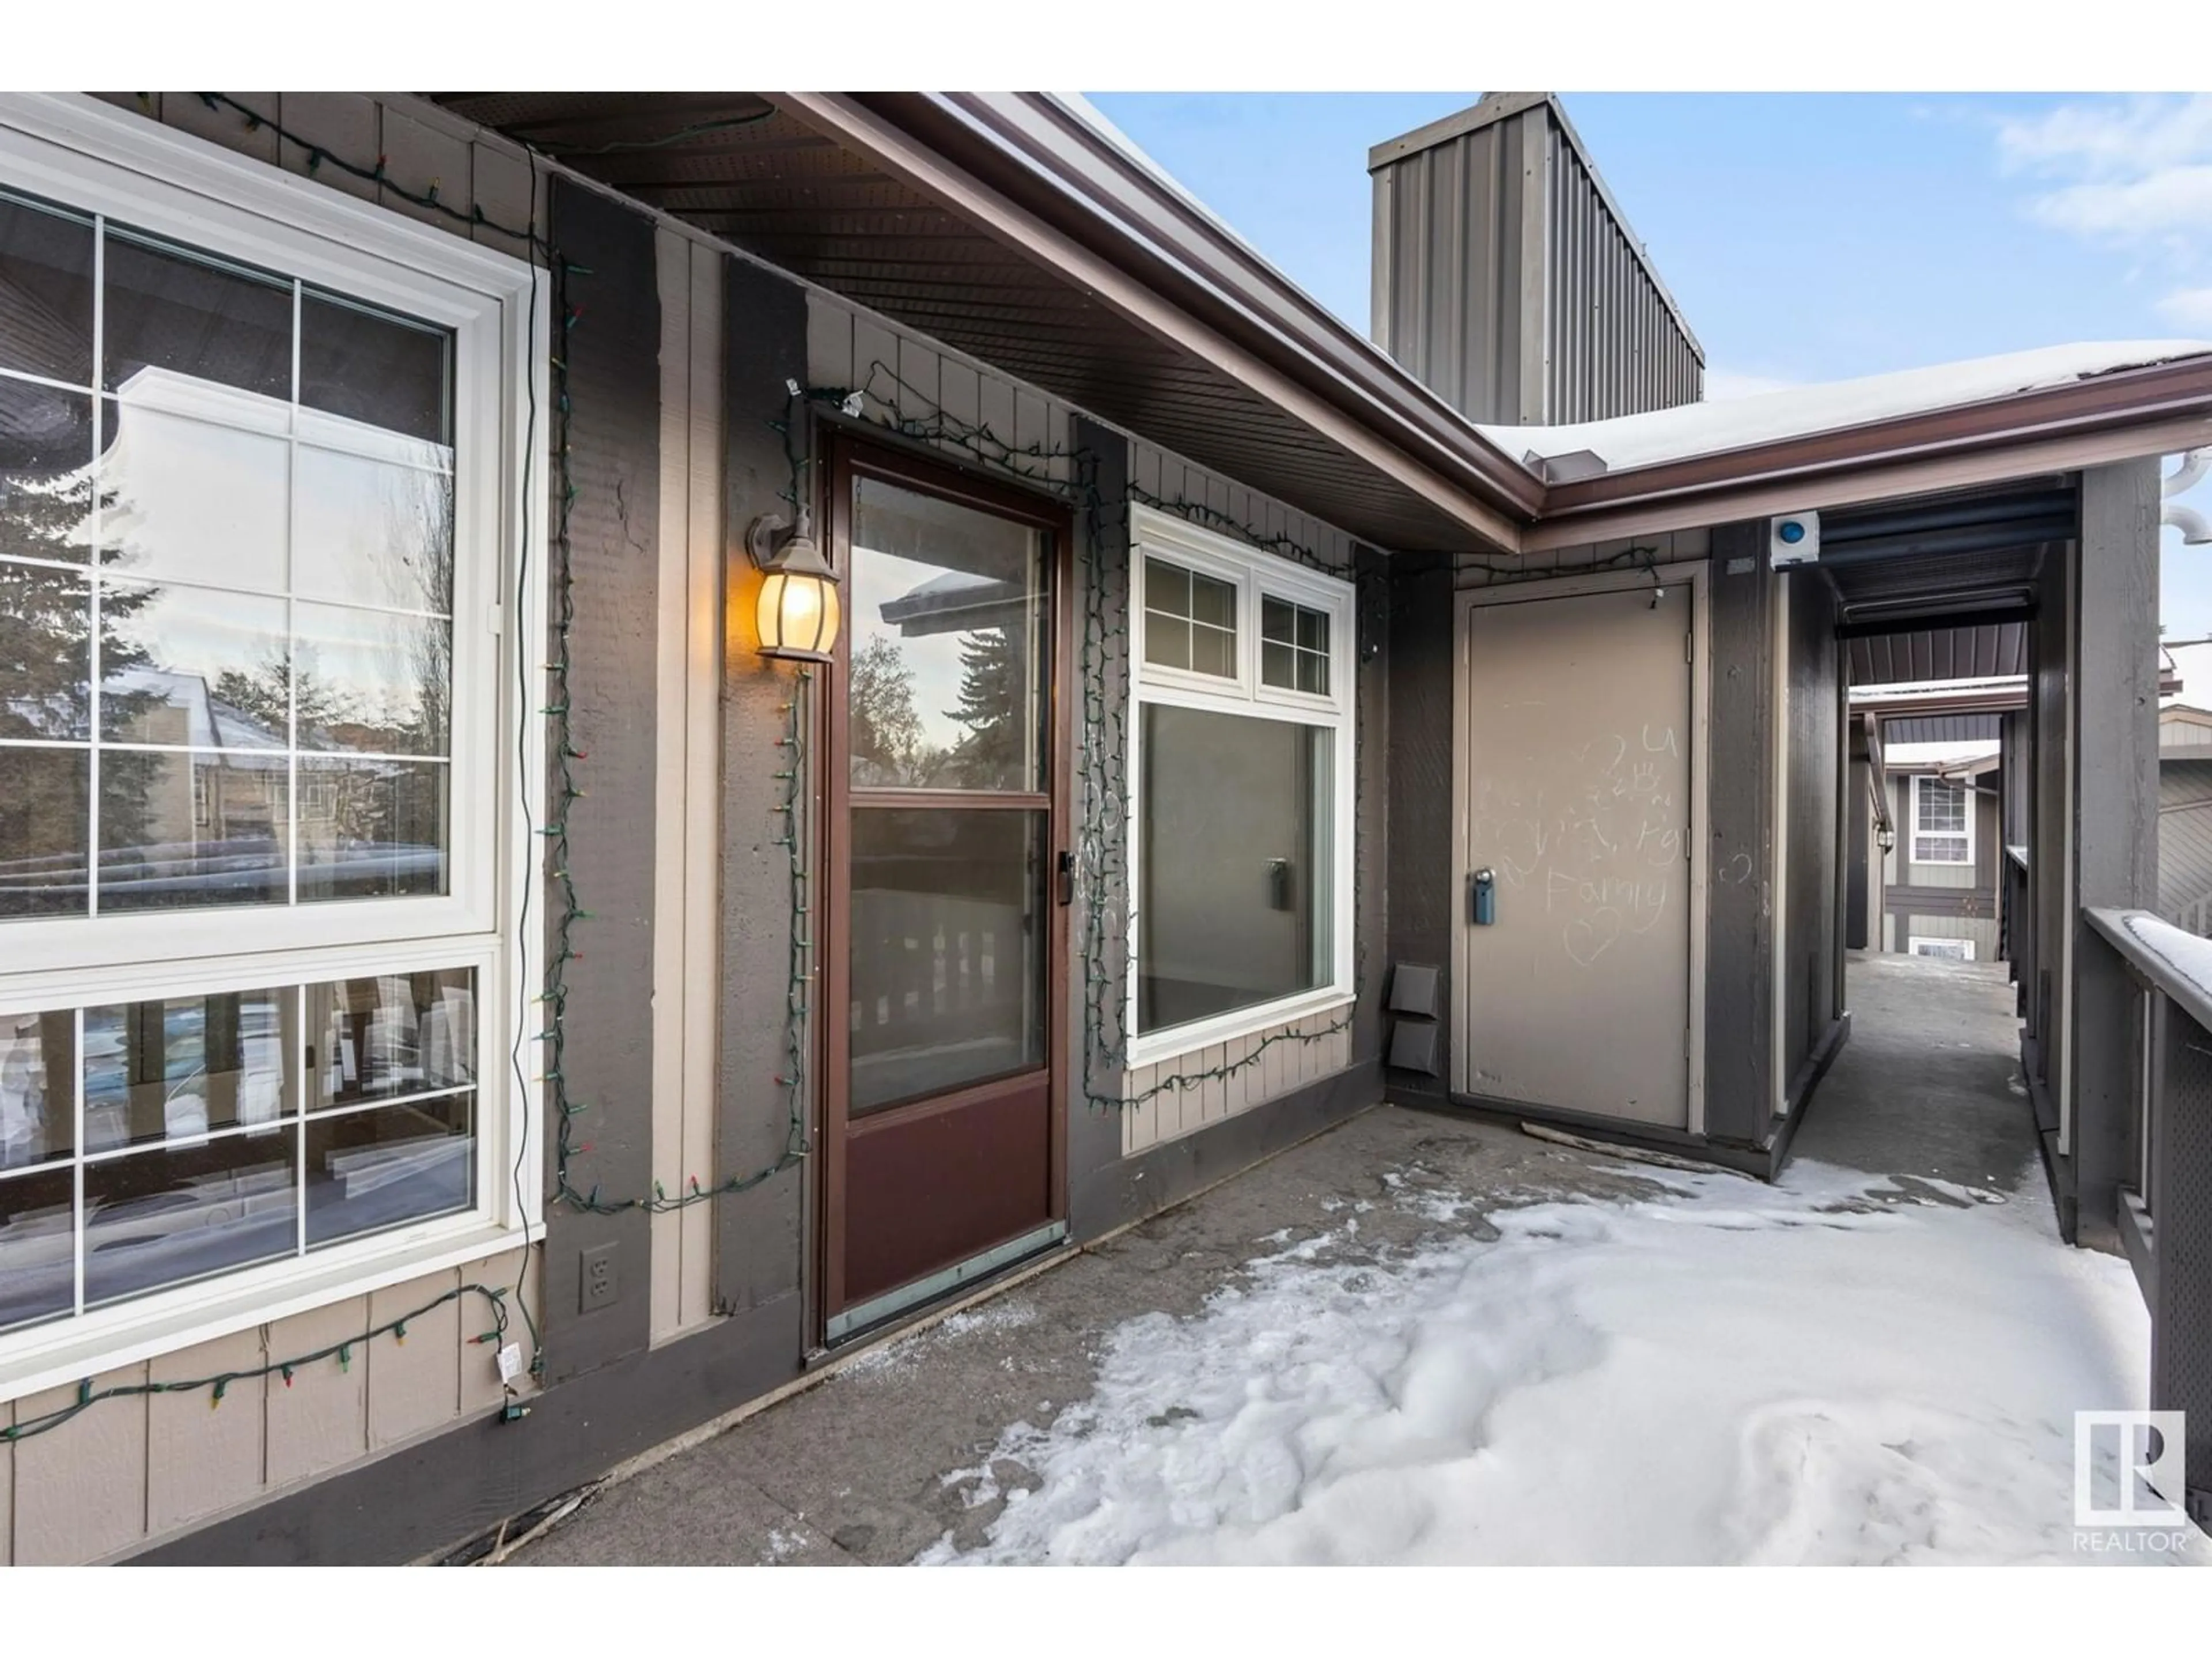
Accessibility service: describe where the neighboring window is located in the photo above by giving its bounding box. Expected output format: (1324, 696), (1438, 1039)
(0, 105), (534, 1369)
(1910, 775), (1972, 867)
(1128, 509), (1354, 1059)
(1908, 936), (1975, 962)
(1260, 596), (1330, 696)
(1141, 556), (1237, 679)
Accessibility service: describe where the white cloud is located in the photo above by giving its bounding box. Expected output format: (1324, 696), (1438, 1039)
(1998, 94), (2212, 181)
(2158, 287), (2212, 331)
(2027, 164), (2212, 240)
(1995, 94), (2212, 335)
(1702, 369), (1799, 403)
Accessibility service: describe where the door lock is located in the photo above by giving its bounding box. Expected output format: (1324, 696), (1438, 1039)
(1469, 867), (1496, 926)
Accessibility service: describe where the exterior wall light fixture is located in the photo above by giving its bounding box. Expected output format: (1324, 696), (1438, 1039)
(745, 507), (842, 662)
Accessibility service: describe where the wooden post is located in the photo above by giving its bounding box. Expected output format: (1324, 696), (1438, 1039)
(2070, 458), (2161, 1250)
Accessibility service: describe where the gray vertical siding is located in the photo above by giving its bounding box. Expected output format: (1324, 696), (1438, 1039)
(1369, 96), (1702, 425)
(2158, 760), (2212, 930)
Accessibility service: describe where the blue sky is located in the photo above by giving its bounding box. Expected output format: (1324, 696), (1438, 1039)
(1086, 93), (2212, 637)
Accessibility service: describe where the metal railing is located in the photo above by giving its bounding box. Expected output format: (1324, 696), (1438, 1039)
(2081, 906), (2212, 1530)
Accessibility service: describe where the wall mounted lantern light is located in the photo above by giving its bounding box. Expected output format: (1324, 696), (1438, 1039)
(1876, 821), (1896, 855)
(745, 507), (842, 662)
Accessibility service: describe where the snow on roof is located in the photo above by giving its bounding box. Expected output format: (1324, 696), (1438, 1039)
(1476, 340), (2212, 474)
(1885, 738), (2001, 773)
(1849, 675), (2026, 706)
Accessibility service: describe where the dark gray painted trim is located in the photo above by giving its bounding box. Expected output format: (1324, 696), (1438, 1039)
(128, 1291), (806, 1566)
(1703, 522), (1775, 1144)
(1384, 554), (1456, 1107)
(1072, 1062), (1384, 1241)
(539, 176), (662, 1381)
(714, 252), (815, 1320)
(2070, 460), (2161, 1252)
(1767, 1010), (1854, 1176)
(1066, 415), (1131, 1238)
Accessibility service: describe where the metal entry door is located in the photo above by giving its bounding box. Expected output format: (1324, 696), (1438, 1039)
(1457, 581), (1694, 1127)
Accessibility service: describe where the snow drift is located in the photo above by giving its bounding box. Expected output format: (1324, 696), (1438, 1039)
(921, 1160), (2207, 1566)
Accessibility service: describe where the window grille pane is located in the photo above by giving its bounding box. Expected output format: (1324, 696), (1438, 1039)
(100, 579), (290, 744)
(292, 445), (455, 616)
(1261, 596), (1293, 643)
(298, 291), (451, 446)
(1144, 558), (1237, 680)
(0, 190), (94, 385)
(96, 748), (289, 911)
(103, 232), (292, 402)
(83, 1130), (298, 1307)
(81, 987), (295, 1155)
(290, 601), (453, 757)
(0, 559), (93, 738)
(0, 1010), (75, 1173)
(1138, 703), (1330, 1034)
(307, 968), (476, 1111)
(0, 745), (90, 917)
(98, 404), (289, 594)
(0, 1164), (75, 1333)
(294, 756), (448, 903)
(305, 1094), (474, 1248)
(0, 382), (94, 567)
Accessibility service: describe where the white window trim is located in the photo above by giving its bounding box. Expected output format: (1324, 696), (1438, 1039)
(1908, 935), (1976, 962)
(1125, 505), (1355, 1069)
(1908, 773), (1974, 872)
(0, 94), (546, 1403)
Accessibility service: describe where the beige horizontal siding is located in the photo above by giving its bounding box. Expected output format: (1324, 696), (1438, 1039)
(5, 1245), (535, 1564)
(1122, 1010), (1357, 1157)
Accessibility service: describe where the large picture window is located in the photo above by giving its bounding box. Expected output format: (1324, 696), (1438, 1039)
(1127, 507), (1354, 1063)
(1910, 774), (1972, 868)
(0, 96), (539, 1386)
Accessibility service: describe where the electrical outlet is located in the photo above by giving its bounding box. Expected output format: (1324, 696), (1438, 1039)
(579, 1243), (619, 1312)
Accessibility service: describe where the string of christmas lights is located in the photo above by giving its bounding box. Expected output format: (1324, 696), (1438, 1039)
(0, 1283), (514, 1444)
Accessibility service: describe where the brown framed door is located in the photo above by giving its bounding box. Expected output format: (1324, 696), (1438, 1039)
(820, 437), (1070, 1341)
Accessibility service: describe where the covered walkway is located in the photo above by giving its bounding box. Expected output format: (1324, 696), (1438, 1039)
(1791, 952), (2042, 1199)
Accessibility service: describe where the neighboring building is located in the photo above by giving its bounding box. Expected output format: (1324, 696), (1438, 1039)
(0, 90), (2205, 1563)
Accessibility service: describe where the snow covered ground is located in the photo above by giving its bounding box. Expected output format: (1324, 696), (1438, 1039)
(919, 1158), (2209, 1566)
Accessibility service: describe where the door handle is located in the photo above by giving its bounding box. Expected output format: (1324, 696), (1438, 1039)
(1267, 858), (1294, 911)
(1469, 868), (1496, 926)
(1055, 850), (1074, 906)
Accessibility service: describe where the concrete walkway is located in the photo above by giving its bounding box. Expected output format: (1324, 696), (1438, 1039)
(498, 953), (2050, 1566)
(1790, 950), (2043, 1198)
(498, 1108), (1674, 1566)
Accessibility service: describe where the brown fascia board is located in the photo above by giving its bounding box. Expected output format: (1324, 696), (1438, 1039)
(1536, 354), (2212, 529)
(772, 91), (1543, 546)
(745, 94), (2207, 558)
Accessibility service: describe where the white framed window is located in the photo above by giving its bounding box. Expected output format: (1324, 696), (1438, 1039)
(1910, 774), (1972, 869)
(1126, 506), (1354, 1066)
(0, 95), (544, 1396)
(1907, 935), (1975, 962)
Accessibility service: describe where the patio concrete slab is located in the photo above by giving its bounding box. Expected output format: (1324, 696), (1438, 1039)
(503, 1104), (1673, 1566)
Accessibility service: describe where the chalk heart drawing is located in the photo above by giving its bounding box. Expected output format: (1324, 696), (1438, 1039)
(1563, 907), (1623, 968)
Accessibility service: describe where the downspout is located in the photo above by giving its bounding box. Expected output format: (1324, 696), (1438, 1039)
(2168, 447), (2211, 544)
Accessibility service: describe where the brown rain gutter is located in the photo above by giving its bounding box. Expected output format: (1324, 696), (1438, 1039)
(1527, 354), (2212, 550)
(771, 91), (1539, 551)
